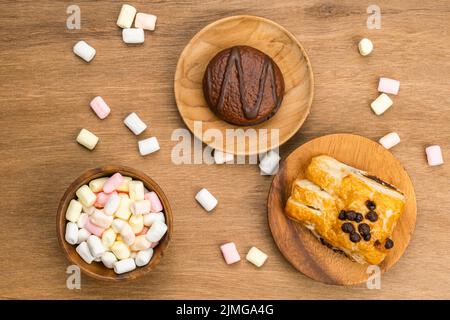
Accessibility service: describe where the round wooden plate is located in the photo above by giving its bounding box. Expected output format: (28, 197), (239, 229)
(268, 134), (417, 285)
(174, 15), (314, 156)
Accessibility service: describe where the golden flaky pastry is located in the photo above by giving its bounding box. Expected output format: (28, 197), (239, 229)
(285, 155), (405, 265)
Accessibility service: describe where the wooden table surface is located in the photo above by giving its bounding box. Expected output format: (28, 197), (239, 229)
(1, 0), (449, 300)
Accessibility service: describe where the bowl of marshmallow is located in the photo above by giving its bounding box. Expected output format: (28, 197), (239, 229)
(56, 165), (172, 281)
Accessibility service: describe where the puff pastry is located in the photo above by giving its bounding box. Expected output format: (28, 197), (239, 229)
(285, 155), (405, 265)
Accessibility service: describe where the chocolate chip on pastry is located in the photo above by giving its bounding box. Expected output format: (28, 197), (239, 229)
(285, 155), (405, 265)
(384, 238), (394, 249)
(365, 200), (376, 210)
(203, 45), (285, 126)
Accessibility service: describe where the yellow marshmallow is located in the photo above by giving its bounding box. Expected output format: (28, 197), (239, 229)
(76, 185), (96, 207)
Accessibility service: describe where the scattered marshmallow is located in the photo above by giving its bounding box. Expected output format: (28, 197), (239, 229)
(73, 40), (96, 62)
(122, 28), (145, 44)
(76, 185), (97, 207)
(246, 247), (268, 267)
(138, 137), (160, 156)
(116, 4), (137, 28)
(358, 38), (373, 56)
(214, 149), (234, 164)
(220, 242), (241, 265)
(90, 96), (111, 119)
(135, 248), (154, 267)
(124, 112), (147, 135)
(65, 222), (78, 245)
(145, 220), (168, 242)
(76, 128), (99, 150)
(135, 13), (157, 31)
(379, 132), (401, 149)
(76, 242), (95, 264)
(114, 258), (136, 274)
(65, 199), (82, 223)
(426, 145), (444, 166)
(371, 93), (393, 116)
(195, 188), (217, 212)
(378, 77), (400, 95)
(259, 150), (280, 175)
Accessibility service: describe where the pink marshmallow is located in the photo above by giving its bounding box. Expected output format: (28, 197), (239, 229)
(94, 191), (117, 208)
(220, 242), (241, 265)
(103, 173), (124, 194)
(90, 96), (111, 119)
(150, 241), (159, 248)
(145, 191), (163, 212)
(84, 218), (105, 237)
(426, 145), (444, 166)
(136, 226), (149, 236)
(378, 77), (400, 95)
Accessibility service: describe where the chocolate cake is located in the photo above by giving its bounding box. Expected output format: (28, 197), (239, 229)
(202, 46), (285, 126)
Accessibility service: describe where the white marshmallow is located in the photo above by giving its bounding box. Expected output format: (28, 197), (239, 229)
(76, 242), (95, 264)
(143, 212), (165, 227)
(113, 258), (136, 274)
(82, 205), (96, 216)
(101, 251), (117, 269)
(124, 112), (147, 135)
(246, 247), (268, 267)
(214, 149), (234, 164)
(379, 132), (401, 149)
(101, 228), (117, 249)
(76, 128), (99, 150)
(73, 40), (96, 62)
(65, 199), (82, 222)
(65, 222), (78, 245)
(87, 235), (105, 258)
(120, 223), (136, 246)
(129, 214), (144, 234)
(138, 137), (160, 156)
(131, 235), (152, 251)
(129, 181), (145, 201)
(195, 188), (217, 212)
(111, 218), (126, 233)
(77, 213), (88, 228)
(130, 200), (151, 215)
(88, 177), (108, 193)
(104, 193), (120, 216)
(76, 185), (97, 207)
(358, 38), (373, 56)
(77, 228), (91, 244)
(90, 209), (113, 229)
(145, 220), (168, 242)
(116, 4), (137, 28)
(135, 248), (154, 267)
(111, 241), (131, 260)
(371, 93), (393, 115)
(122, 28), (145, 44)
(259, 150), (280, 175)
(115, 196), (132, 220)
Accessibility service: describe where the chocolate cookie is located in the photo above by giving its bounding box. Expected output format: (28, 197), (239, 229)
(203, 46), (284, 126)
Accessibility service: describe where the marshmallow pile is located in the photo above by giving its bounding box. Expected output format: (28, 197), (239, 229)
(64, 173), (168, 274)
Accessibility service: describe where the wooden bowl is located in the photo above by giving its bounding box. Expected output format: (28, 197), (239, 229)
(56, 165), (173, 281)
(174, 15), (314, 156)
(268, 134), (417, 285)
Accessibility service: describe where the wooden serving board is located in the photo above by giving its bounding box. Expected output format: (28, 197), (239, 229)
(174, 15), (314, 155)
(268, 134), (417, 285)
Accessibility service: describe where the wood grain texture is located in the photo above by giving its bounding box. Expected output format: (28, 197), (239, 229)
(174, 15), (313, 155)
(268, 134), (416, 285)
(0, 0), (450, 299)
(56, 166), (173, 281)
